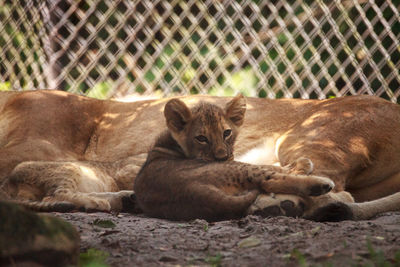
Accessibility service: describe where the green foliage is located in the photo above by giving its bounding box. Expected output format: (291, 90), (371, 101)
(1, 1), (399, 101)
(291, 249), (308, 267)
(205, 253), (223, 267)
(86, 81), (113, 99)
(0, 82), (11, 91)
(0, 3), (45, 90)
(79, 248), (109, 267)
(92, 219), (116, 228)
(365, 239), (400, 267)
(209, 68), (258, 96)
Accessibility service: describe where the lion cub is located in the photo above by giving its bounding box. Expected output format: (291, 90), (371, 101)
(134, 95), (334, 221)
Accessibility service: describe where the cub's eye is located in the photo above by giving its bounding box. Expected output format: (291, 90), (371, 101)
(223, 129), (232, 139)
(195, 135), (208, 144)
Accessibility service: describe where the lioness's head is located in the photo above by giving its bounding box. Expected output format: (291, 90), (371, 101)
(164, 95), (246, 162)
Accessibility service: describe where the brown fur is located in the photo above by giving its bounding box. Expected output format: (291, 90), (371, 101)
(134, 96), (333, 221)
(0, 90), (399, 220)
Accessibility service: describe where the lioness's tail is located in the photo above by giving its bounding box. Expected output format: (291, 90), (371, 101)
(5, 200), (76, 212)
(308, 192), (400, 222)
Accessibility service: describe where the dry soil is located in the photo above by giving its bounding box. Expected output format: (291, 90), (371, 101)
(54, 212), (400, 266)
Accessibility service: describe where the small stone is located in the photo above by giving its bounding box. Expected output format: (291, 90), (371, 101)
(159, 255), (178, 262)
(238, 237), (261, 248)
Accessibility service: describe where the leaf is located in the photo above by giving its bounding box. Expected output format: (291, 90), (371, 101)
(289, 231), (304, 238)
(310, 226), (320, 235)
(238, 237), (261, 248)
(205, 253), (223, 267)
(79, 248), (109, 267)
(291, 249), (308, 267)
(92, 219), (116, 229)
(159, 255), (178, 262)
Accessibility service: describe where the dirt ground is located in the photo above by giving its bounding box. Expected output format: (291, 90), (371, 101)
(54, 212), (400, 266)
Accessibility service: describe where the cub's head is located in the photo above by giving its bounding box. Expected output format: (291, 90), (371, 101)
(164, 95), (246, 162)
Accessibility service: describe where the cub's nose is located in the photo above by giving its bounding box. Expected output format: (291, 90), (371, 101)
(214, 147), (229, 161)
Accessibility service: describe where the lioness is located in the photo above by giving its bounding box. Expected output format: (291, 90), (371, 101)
(0, 90), (399, 220)
(134, 96), (334, 221)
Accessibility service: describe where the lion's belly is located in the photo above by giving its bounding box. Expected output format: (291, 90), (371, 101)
(235, 136), (280, 166)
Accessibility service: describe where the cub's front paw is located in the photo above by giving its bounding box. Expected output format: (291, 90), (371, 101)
(307, 176), (335, 196)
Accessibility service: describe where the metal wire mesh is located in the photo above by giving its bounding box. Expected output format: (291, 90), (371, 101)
(0, 0), (399, 101)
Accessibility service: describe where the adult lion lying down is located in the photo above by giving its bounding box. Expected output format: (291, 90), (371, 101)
(0, 90), (399, 221)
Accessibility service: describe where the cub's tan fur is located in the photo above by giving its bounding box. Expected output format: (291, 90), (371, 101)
(134, 96), (333, 221)
(0, 90), (399, 220)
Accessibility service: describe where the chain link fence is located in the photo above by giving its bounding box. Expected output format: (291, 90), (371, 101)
(0, 0), (399, 101)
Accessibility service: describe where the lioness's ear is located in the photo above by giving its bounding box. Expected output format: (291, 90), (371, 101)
(164, 99), (192, 132)
(225, 94), (246, 127)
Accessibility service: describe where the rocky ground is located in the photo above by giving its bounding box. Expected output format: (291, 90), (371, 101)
(54, 212), (400, 266)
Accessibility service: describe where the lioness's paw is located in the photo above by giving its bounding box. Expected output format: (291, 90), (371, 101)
(121, 192), (142, 213)
(307, 177), (335, 196)
(114, 190), (135, 198)
(84, 198), (111, 212)
(284, 157), (313, 175)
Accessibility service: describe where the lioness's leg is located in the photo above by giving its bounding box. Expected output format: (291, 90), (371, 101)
(5, 161), (128, 212)
(265, 145), (400, 221)
(305, 175), (400, 221)
(252, 174), (400, 221)
(42, 190), (112, 211)
(86, 191), (140, 213)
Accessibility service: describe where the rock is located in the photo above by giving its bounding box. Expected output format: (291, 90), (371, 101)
(0, 201), (80, 266)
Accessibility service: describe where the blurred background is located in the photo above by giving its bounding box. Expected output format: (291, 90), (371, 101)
(0, 0), (399, 102)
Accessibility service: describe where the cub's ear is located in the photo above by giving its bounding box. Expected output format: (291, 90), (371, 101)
(164, 99), (192, 132)
(225, 94), (246, 127)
